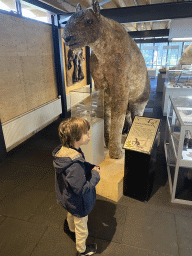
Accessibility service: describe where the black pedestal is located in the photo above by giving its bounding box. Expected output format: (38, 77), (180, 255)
(123, 129), (159, 202)
(123, 116), (160, 202)
(123, 149), (156, 202)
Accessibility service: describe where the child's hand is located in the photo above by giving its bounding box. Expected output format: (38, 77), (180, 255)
(92, 166), (100, 174)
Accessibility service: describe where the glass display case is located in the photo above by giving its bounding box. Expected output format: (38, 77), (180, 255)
(70, 86), (104, 124)
(164, 95), (192, 205)
(162, 69), (192, 116)
(166, 69), (192, 88)
(70, 86), (105, 165)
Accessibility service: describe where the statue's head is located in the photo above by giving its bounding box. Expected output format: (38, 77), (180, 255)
(63, 0), (101, 50)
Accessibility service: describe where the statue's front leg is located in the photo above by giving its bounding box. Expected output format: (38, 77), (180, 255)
(109, 98), (128, 159)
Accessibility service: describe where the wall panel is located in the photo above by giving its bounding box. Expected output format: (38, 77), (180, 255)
(0, 13), (58, 124)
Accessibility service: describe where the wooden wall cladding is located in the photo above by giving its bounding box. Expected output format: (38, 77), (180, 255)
(0, 13), (58, 124)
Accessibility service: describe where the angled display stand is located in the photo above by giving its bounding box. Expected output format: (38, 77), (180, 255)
(123, 116), (160, 201)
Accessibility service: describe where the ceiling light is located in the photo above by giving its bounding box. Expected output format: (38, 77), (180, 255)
(171, 38), (192, 42)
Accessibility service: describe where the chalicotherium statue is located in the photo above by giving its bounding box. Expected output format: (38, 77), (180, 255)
(63, 0), (151, 159)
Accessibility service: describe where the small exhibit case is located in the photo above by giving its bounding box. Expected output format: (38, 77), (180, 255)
(166, 69), (192, 88)
(162, 69), (192, 116)
(164, 95), (192, 205)
(70, 86), (105, 165)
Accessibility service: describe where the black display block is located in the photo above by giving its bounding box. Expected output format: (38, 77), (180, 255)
(123, 116), (160, 202)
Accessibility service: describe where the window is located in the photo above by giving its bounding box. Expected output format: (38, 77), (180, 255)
(20, 0), (51, 24)
(169, 42), (183, 62)
(136, 43), (141, 49)
(139, 42), (192, 73)
(0, 0), (16, 12)
(155, 42), (168, 67)
(141, 43), (154, 68)
(164, 45), (180, 67)
(0, 0), (52, 24)
(140, 43), (153, 51)
(183, 42), (192, 51)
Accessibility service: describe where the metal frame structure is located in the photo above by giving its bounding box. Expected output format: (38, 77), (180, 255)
(51, 15), (67, 118)
(85, 46), (92, 88)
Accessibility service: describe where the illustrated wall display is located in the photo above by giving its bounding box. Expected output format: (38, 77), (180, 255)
(123, 116), (160, 155)
(64, 44), (85, 87)
(63, 0), (151, 159)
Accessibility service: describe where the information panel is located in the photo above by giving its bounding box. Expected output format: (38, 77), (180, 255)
(123, 116), (160, 155)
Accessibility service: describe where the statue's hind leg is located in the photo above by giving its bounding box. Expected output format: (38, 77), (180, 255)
(130, 101), (148, 121)
(123, 110), (132, 134)
(123, 103), (133, 134)
(129, 73), (151, 121)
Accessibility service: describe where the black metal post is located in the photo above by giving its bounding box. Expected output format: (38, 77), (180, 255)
(51, 15), (67, 118)
(0, 119), (7, 163)
(86, 46), (92, 88)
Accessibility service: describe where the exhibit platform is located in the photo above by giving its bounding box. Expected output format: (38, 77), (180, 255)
(96, 150), (125, 202)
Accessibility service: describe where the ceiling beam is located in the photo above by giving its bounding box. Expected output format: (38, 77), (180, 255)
(112, 0), (126, 8)
(99, 0), (112, 6)
(20, 0), (70, 14)
(59, 0), (113, 23)
(100, 1), (192, 23)
(129, 29), (169, 38)
(38, 0), (75, 12)
(134, 38), (168, 43)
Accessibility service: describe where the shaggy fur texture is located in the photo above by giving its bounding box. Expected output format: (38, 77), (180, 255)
(63, 0), (151, 159)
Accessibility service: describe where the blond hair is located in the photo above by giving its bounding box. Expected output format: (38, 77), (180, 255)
(58, 117), (90, 148)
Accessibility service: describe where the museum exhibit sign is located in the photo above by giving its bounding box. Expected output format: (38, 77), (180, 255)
(123, 116), (160, 201)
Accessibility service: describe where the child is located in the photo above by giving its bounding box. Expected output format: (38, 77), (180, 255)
(52, 117), (100, 256)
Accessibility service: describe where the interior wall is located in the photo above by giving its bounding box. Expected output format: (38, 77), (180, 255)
(0, 13), (58, 124)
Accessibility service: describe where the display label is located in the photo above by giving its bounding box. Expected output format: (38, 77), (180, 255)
(123, 116), (160, 155)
